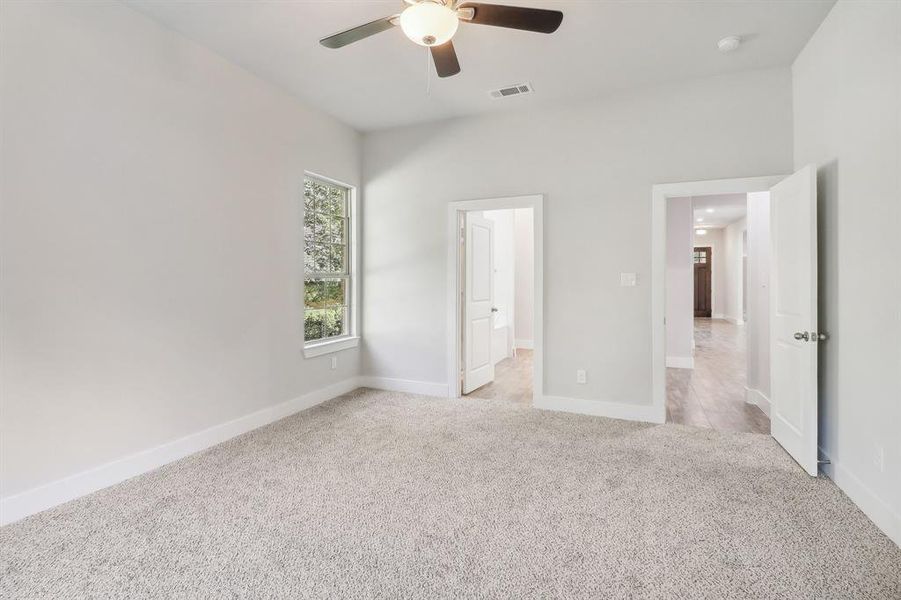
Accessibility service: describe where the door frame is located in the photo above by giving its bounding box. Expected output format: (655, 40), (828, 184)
(651, 175), (785, 417)
(693, 246), (712, 318)
(446, 195), (544, 402)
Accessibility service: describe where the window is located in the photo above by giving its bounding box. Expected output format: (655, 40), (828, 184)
(303, 175), (355, 352)
(693, 249), (708, 264)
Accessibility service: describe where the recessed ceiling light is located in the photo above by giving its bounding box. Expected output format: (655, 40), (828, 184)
(706, 208), (715, 213)
(718, 35), (741, 53)
(696, 229), (707, 236)
(696, 218), (704, 222)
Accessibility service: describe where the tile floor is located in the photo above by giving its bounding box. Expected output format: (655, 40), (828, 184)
(666, 318), (770, 434)
(465, 348), (533, 404)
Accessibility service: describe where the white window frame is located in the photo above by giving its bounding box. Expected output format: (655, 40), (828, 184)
(302, 172), (359, 358)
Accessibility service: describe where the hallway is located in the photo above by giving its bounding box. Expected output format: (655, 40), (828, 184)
(666, 319), (770, 434)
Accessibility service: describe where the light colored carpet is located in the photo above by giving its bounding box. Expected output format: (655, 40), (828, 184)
(2, 388), (899, 599)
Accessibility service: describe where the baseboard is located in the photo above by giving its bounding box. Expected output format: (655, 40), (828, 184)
(356, 376), (449, 398)
(724, 316), (745, 325)
(712, 313), (726, 320)
(818, 447), (901, 548)
(666, 356), (694, 369)
(744, 387), (771, 417)
(0, 378), (359, 527)
(535, 395), (666, 424)
(515, 339), (534, 350)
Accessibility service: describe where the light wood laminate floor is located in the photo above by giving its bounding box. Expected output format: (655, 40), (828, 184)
(666, 319), (770, 434)
(465, 349), (532, 404)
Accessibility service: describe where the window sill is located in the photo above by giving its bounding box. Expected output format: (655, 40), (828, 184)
(303, 336), (360, 358)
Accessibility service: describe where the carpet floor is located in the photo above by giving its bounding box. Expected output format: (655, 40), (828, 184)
(2, 389), (899, 599)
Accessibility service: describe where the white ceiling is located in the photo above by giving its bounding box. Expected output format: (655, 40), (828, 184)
(690, 193), (747, 229)
(124, 0), (834, 132)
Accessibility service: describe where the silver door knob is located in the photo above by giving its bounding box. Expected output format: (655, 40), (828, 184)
(491, 307), (499, 313)
(794, 331), (810, 341)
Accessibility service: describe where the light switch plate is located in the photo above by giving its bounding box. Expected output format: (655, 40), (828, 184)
(576, 369), (587, 384)
(620, 272), (637, 287)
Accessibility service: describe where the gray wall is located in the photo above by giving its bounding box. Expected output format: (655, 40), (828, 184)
(665, 196), (694, 364)
(513, 208), (535, 347)
(0, 2), (362, 496)
(722, 217), (747, 323)
(362, 67), (793, 405)
(793, 0), (901, 541)
(745, 192), (771, 403)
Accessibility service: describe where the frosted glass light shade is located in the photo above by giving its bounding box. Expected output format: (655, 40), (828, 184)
(400, 2), (459, 47)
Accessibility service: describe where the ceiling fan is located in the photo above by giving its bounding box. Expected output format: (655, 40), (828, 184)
(319, 0), (564, 78)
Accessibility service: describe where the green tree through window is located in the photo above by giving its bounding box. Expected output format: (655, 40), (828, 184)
(303, 176), (350, 343)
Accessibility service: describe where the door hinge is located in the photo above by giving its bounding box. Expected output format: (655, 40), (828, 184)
(795, 331), (829, 342)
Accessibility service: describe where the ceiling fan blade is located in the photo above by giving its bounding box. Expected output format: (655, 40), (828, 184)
(430, 41), (461, 78)
(458, 3), (563, 34)
(320, 15), (397, 49)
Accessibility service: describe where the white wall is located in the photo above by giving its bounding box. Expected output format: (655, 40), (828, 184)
(482, 209), (515, 363)
(513, 208), (534, 348)
(793, 0), (901, 545)
(363, 67), (793, 407)
(666, 197), (693, 367)
(0, 2), (362, 499)
(693, 227), (726, 318)
(745, 192), (771, 407)
(722, 218), (747, 324)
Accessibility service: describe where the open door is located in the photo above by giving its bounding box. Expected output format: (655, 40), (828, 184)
(769, 164), (819, 476)
(463, 213), (495, 393)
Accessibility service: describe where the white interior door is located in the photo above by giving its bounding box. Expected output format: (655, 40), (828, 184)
(463, 213), (495, 393)
(769, 164), (819, 476)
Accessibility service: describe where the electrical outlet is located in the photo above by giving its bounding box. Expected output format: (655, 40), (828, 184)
(576, 369), (587, 384)
(874, 445), (884, 473)
(330, 356), (337, 370)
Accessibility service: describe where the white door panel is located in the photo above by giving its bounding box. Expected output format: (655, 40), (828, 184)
(470, 225), (491, 301)
(463, 214), (495, 394)
(469, 317), (492, 369)
(769, 164), (818, 476)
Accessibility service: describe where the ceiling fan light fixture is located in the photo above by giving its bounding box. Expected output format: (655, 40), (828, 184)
(319, 1), (564, 78)
(400, 2), (459, 47)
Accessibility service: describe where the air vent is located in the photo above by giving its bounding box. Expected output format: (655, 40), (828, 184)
(489, 82), (534, 99)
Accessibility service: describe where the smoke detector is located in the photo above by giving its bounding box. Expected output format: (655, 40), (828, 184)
(489, 83), (534, 99)
(717, 36), (741, 53)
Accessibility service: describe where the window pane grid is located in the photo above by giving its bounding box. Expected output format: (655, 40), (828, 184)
(303, 176), (351, 344)
(304, 306), (348, 342)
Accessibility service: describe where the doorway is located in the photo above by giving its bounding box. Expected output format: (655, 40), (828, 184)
(664, 192), (767, 433)
(446, 195), (544, 405)
(653, 169), (821, 476)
